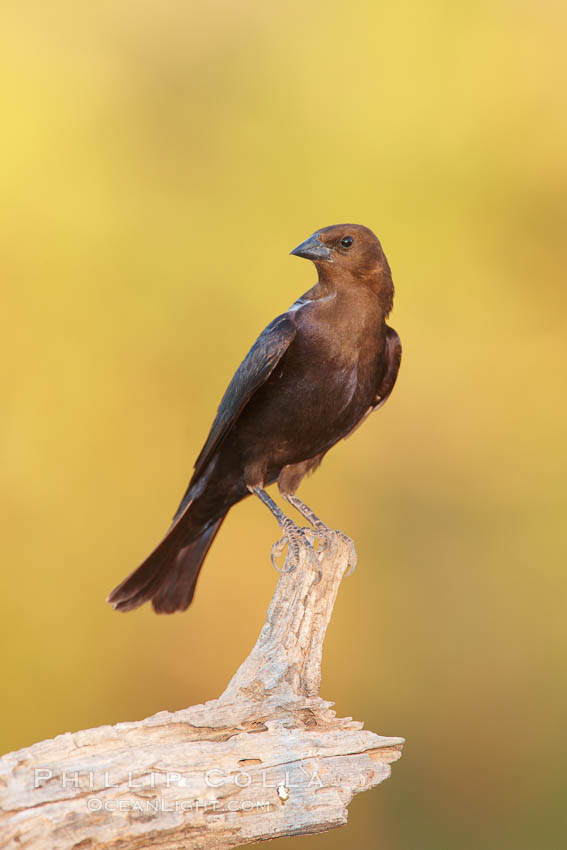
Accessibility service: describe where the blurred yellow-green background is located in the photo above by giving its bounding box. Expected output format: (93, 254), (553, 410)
(1, 1), (566, 848)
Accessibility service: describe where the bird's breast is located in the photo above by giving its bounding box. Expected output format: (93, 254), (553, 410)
(232, 294), (387, 474)
(245, 331), (379, 464)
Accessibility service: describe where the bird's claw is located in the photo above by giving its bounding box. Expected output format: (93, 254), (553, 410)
(309, 526), (357, 576)
(269, 516), (355, 581)
(313, 525), (339, 557)
(270, 520), (320, 577)
(270, 535), (296, 573)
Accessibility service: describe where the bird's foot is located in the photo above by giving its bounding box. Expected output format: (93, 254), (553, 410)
(307, 526), (357, 576)
(280, 495), (357, 574)
(271, 519), (320, 576)
(307, 519), (338, 556)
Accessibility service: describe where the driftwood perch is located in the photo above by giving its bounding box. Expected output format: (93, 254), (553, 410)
(0, 536), (404, 849)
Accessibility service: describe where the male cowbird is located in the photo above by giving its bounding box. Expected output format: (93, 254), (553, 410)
(108, 224), (401, 613)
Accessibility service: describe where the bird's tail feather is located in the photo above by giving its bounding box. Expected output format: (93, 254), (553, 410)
(107, 514), (226, 614)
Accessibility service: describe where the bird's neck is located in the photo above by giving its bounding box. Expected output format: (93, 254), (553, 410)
(308, 264), (394, 317)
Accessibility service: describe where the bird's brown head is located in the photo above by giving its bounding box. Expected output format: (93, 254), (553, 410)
(290, 223), (394, 312)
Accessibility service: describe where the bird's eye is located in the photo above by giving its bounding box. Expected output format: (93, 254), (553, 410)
(341, 236), (354, 248)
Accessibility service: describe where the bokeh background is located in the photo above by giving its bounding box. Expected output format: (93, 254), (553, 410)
(2, 1), (566, 848)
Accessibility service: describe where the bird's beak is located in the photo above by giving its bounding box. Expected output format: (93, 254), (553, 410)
(290, 233), (332, 262)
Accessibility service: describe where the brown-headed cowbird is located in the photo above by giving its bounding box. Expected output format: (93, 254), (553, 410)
(108, 224), (401, 613)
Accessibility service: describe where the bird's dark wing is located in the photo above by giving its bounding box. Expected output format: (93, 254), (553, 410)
(373, 325), (402, 410)
(344, 325), (402, 440)
(174, 313), (296, 518)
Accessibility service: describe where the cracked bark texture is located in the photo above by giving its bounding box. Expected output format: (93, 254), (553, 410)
(0, 536), (404, 849)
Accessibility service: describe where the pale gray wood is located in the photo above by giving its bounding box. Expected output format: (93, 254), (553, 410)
(0, 535), (404, 849)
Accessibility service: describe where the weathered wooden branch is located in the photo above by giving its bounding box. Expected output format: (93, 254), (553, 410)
(0, 536), (403, 849)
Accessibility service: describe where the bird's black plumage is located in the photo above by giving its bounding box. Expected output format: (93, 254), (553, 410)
(108, 224), (401, 613)
(174, 314), (297, 520)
